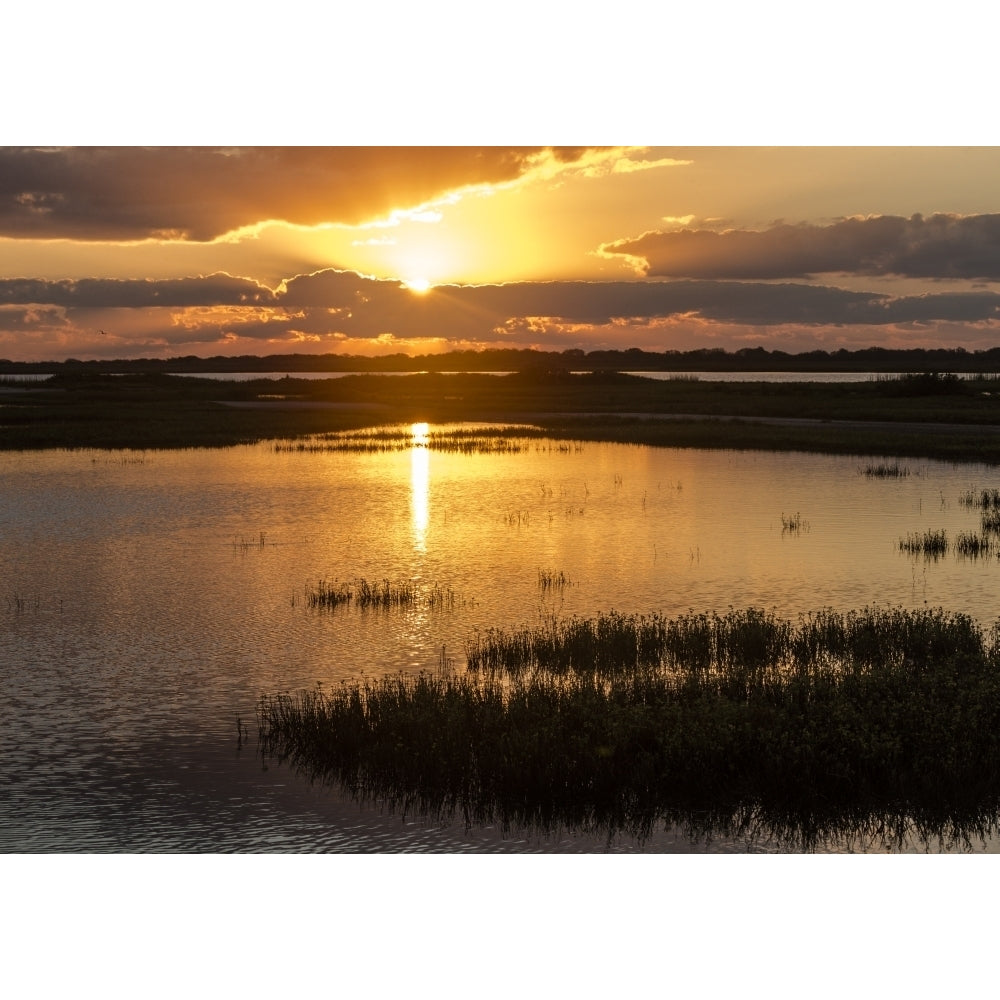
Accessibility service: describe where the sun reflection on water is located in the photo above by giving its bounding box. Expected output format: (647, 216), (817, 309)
(410, 423), (430, 551)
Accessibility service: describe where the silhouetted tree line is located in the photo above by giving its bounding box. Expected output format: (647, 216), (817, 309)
(5, 345), (1000, 375)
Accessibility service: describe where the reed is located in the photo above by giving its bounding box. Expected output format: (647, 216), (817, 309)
(273, 425), (543, 455)
(427, 584), (461, 610)
(960, 488), (1000, 509)
(781, 511), (807, 532)
(307, 579), (354, 608)
(464, 606), (984, 679)
(307, 578), (458, 610)
(955, 532), (995, 559)
(90, 450), (148, 466)
(6, 592), (28, 613)
(899, 529), (948, 557)
(355, 578), (416, 608)
(233, 531), (268, 553)
(258, 603), (1000, 848)
(538, 569), (570, 590)
(861, 462), (910, 478)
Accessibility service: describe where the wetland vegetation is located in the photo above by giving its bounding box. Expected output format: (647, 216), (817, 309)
(11, 354), (1000, 851)
(247, 445), (1000, 848)
(861, 462), (910, 478)
(304, 578), (465, 612)
(898, 485), (1000, 560)
(900, 530), (950, 558)
(257, 605), (1000, 849)
(5, 366), (1000, 463)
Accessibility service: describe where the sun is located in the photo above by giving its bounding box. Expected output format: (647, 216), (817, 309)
(403, 277), (432, 294)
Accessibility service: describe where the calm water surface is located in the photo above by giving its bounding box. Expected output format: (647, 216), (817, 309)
(4, 430), (1000, 852)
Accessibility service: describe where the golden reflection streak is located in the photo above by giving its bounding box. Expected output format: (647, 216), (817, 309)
(410, 423), (430, 551)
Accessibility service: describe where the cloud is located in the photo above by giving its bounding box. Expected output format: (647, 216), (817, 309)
(0, 147), (616, 242)
(601, 214), (1000, 280)
(0, 273), (277, 308)
(0, 305), (70, 332)
(6, 269), (1000, 339)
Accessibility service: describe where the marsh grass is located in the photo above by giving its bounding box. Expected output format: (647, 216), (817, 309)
(233, 531), (269, 553)
(356, 578), (415, 608)
(273, 425), (546, 455)
(861, 462), (910, 478)
(308, 580), (355, 608)
(428, 585), (467, 610)
(6, 592), (28, 613)
(955, 532), (995, 560)
(954, 490), (1000, 537)
(960, 488), (1000, 509)
(307, 578), (462, 610)
(307, 578), (416, 609)
(90, 450), (147, 466)
(464, 606), (984, 678)
(538, 569), (571, 591)
(900, 529), (949, 558)
(781, 511), (808, 533)
(257, 604), (1000, 848)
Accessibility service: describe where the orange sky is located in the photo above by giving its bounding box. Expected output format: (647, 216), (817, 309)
(3, 146), (1000, 361)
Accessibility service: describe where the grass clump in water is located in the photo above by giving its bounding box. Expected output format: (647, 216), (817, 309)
(258, 604), (1000, 848)
(464, 606), (982, 678)
(781, 511), (808, 533)
(233, 531), (269, 553)
(273, 425), (542, 455)
(861, 462), (910, 478)
(538, 569), (571, 591)
(955, 533), (995, 560)
(427, 584), (472, 610)
(960, 488), (1000, 510)
(307, 578), (416, 609)
(356, 578), (415, 608)
(307, 579), (354, 608)
(899, 529), (948, 558)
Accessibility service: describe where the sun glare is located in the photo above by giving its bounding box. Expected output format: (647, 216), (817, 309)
(404, 278), (431, 293)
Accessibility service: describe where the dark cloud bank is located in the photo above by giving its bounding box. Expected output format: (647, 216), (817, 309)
(2, 269), (1000, 342)
(603, 214), (1000, 280)
(0, 147), (585, 241)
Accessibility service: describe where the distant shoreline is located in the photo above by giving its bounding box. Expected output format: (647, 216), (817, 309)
(6, 368), (1000, 463)
(5, 344), (1000, 376)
